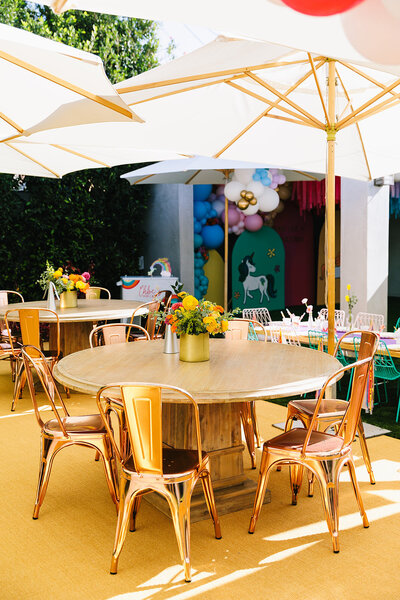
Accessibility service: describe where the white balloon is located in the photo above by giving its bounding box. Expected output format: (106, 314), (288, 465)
(224, 180), (243, 203)
(247, 180), (265, 199)
(258, 188), (279, 212)
(241, 202), (259, 216)
(383, 0), (400, 18)
(232, 168), (255, 184)
(212, 199), (225, 216)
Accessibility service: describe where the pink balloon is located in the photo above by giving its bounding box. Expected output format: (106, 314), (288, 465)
(216, 185), (225, 196)
(221, 206), (241, 226)
(244, 214), (263, 232)
(270, 182), (278, 189)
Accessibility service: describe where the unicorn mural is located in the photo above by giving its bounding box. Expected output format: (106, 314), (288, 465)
(238, 253), (277, 304)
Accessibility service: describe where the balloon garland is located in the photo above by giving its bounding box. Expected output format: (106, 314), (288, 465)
(192, 171), (291, 298)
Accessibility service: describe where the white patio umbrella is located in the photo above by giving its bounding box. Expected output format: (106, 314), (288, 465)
(0, 23), (139, 143)
(109, 34), (400, 352)
(121, 155), (320, 308)
(41, 0), (400, 69)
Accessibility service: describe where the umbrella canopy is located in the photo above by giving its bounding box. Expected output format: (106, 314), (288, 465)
(42, 0), (400, 69)
(0, 23), (139, 143)
(0, 138), (182, 178)
(113, 35), (400, 182)
(121, 156), (321, 185)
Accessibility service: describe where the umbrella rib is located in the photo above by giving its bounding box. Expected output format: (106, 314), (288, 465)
(4, 142), (61, 178)
(226, 81), (319, 128)
(185, 170), (202, 184)
(0, 111), (24, 134)
(50, 144), (111, 167)
(307, 53), (330, 126)
(246, 71), (324, 128)
(336, 69), (372, 181)
(117, 59), (320, 94)
(293, 170), (320, 181)
(336, 73), (400, 129)
(337, 60), (399, 98)
(132, 173), (156, 185)
(214, 109), (267, 158)
(338, 94), (400, 129)
(264, 112), (316, 127)
(0, 49), (135, 120)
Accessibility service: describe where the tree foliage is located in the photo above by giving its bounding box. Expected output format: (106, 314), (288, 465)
(0, 1), (160, 299)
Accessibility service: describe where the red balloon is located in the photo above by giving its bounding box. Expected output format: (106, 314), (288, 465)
(281, 0), (365, 16)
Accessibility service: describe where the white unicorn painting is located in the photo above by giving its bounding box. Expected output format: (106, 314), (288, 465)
(238, 253), (277, 304)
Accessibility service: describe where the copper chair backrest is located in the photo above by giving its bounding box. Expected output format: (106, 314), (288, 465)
(5, 308), (60, 359)
(0, 290), (24, 306)
(85, 286), (111, 300)
(97, 383), (202, 475)
(225, 318), (267, 341)
(129, 301), (161, 340)
(301, 330), (379, 457)
(21, 345), (69, 435)
(89, 323), (150, 347)
(153, 289), (173, 310)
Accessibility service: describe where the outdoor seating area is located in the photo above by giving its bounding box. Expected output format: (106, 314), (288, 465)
(2, 1), (400, 599)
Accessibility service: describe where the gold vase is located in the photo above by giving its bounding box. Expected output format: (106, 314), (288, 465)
(179, 333), (209, 362)
(60, 290), (78, 309)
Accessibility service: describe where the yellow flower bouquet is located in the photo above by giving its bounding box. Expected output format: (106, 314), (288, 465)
(164, 292), (233, 336)
(38, 261), (91, 296)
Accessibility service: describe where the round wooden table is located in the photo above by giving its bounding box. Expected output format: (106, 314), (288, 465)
(0, 299), (145, 355)
(54, 338), (341, 520)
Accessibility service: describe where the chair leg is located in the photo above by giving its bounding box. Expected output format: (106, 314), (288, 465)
(312, 458), (341, 553)
(307, 470), (315, 497)
(346, 369), (354, 402)
(384, 381), (389, 404)
(240, 402), (256, 469)
(110, 476), (137, 574)
(11, 360), (24, 411)
(166, 480), (193, 583)
(250, 401), (261, 448)
(357, 419), (375, 485)
(129, 495), (142, 532)
(248, 448), (274, 534)
(396, 392), (400, 423)
(92, 437), (119, 506)
(33, 436), (59, 519)
(347, 457), (369, 528)
(289, 463), (304, 505)
(200, 469), (222, 539)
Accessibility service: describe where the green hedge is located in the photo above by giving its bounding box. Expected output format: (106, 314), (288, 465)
(0, 166), (149, 299)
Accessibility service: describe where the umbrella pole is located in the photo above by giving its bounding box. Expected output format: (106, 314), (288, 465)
(224, 194), (229, 311)
(326, 59), (336, 355)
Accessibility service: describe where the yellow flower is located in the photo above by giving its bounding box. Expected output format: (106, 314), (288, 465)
(53, 270), (62, 279)
(347, 284), (351, 291)
(203, 315), (218, 333)
(182, 295), (199, 311)
(61, 277), (68, 284)
(345, 295), (350, 302)
(221, 320), (229, 332)
(75, 280), (85, 290)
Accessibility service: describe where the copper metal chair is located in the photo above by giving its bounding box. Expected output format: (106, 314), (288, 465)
(21, 346), (118, 519)
(283, 330), (378, 503)
(225, 317), (267, 468)
(0, 290), (24, 380)
(85, 286), (111, 299)
(249, 331), (379, 553)
(97, 383), (221, 582)
(89, 323), (150, 347)
(153, 289), (173, 310)
(5, 308), (61, 411)
(128, 300), (161, 340)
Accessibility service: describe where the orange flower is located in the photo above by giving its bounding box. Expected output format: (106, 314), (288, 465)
(214, 305), (224, 313)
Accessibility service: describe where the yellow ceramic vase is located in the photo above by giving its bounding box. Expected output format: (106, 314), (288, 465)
(60, 290), (78, 309)
(179, 333), (210, 362)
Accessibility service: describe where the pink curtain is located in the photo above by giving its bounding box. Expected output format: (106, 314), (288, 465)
(291, 177), (341, 214)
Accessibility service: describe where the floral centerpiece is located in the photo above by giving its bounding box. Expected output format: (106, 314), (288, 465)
(162, 292), (235, 362)
(38, 261), (91, 308)
(301, 297), (313, 325)
(345, 284), (358, 329)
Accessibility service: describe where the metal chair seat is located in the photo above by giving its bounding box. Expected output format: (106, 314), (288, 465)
(44, 414), (106, 435)
(265, 428), (344, 455)
(124, 447), (208, 478)
(289, 398), (348, 419)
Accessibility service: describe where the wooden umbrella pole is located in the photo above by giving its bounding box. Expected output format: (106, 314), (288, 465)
(224, 194), (229, 311)
(326, 59), (337, 355)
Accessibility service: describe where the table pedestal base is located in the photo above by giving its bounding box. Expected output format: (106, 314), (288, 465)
(145, 401), (271, 521)
(50, 322), (93, 356)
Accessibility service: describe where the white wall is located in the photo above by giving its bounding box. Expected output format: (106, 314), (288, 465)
(341, 178), (389, 323)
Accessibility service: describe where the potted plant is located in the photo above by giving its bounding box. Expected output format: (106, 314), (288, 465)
(164, 292), (233, 362)
(38, 261), (91, 308)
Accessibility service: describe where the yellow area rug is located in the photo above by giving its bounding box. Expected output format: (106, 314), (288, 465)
(1, 360), (400, 600)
